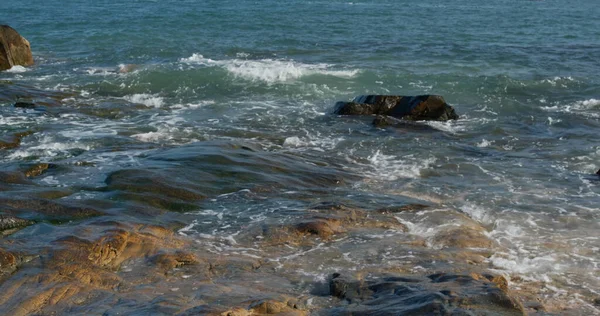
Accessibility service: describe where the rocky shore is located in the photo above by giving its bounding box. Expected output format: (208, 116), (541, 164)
(0, 30), (596, 314)
(0, 84), (579, 314)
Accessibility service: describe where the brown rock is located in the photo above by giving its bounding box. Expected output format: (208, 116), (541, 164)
(376, 203), (430, 214)
(433, 226), (495, 249)
(0, 215), (35, 235)
(23, 163), (53, 177)
(0, 131), (33, 150)
(295, 218), (343, 239)
(0, 25), (34, 71)
(150, 251), (200, 272)
(247, 295), (306, 315)
(0, 248), (17, 276)
(335, 95), (458, 121)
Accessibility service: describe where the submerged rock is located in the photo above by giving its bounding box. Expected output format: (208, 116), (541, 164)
(0, 215), (35, 235)
(13, 101), (36, 109)
(335, 95), (458, 121)
(327, 272), (524, 315)
(0, 131), (34, 150)
(0, 25), (34, 71)
(0, 198), (103, 221)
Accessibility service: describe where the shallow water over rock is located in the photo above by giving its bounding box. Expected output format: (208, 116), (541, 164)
(2, 0), (600, 314)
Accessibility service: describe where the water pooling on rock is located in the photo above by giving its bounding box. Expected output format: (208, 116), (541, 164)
(1, 0), (600, 314)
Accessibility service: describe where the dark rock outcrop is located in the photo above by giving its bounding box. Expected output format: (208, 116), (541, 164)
(335, 95), (458, 121)
(0, 215), (35, 235)
(0, 25), (34, 71)
(327, 272), (525, 315)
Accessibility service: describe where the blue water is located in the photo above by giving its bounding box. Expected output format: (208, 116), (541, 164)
(2, 0), (600, 313)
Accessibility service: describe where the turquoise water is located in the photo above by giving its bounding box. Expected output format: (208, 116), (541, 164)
(2, 0), (600, 313)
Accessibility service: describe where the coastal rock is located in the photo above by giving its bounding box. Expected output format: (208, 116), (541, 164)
(0, 131), (34, 150)
(433, 226), (496, 249)
(335, 95), (458, 121)
(327, 272), (525, 315)
(0, 25), (34, 71)
(13, 101), (36, 109)
(23, 163), (57, 178)
(255, 204), (407, 246)
(0, 198), (103, 221)
(247, 295), (307, 315)
(0, 215), (35, 235)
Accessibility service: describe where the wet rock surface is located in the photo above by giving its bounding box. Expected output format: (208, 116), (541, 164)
(0, 25), (34, 71)
(0, 215), (35, 235)
(335, 95), (459, 122)
(325, 272), (524, 315)
(0, 131), (33, 150)
(0, 198), (104, 221)
(0, 135), (592, 314)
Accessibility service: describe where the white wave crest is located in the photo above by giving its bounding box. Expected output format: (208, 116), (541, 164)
(364, 150), (436, 180)
(180, 53), (359, 84)
(124, 93), (164, 108)
(541, 99), (600, 118)
(5, 65), (28, 73)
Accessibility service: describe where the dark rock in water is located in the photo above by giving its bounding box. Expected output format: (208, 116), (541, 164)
(0, 214), (35, 235)
(14, 101), (36, 109)
(0, 171), (32, 184)
(0, 198), (104, 221)
(0, 25), (34, 71)
(596, 169), (600, 176)
(327, 272), (525, 315)
(23, 163), (57, 177)
(335, 95), (459, 121)
(105, 169), (207, 202)
(0, 131), (33, 150)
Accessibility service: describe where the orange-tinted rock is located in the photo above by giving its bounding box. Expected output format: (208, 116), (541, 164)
(0, 131), (33, 150)
(433, 226), (495, 249)
(0, 25), (34, 71)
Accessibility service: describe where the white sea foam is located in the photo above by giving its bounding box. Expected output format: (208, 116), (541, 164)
(490, 253), (561, 276)
(5, 65), (28, 73)
(171, 100), (216, 109)
(83, 67), (116, 76)
(364, 151), (436, 180)
(476, 139), (492, 148)
(7, 136), (92, 160)
(282, 134), (344, 151)
(180, 53), (359, 84)
(124, 93), (164, 108)
(459, 203), (494, 225)
(541, 99), (600, 118)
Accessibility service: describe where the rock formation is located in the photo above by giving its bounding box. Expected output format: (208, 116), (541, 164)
(335, 95), (458, 121)
(0, 25), (34, 71)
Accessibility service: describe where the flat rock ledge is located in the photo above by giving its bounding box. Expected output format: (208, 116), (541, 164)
(335, 95), (459, 122)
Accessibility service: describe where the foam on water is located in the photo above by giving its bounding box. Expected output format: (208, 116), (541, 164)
(7, 135), (92, 160)
(362, 150), (436, 181)
(5, 65), (28, 73)
(541, 98), (600, 118)
(282, 134), (344, 152)
(180, 53), (359, 84)
(123, 93), (165, 108)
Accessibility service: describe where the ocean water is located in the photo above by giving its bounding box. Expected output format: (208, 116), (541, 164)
(2, 0), (600, 314)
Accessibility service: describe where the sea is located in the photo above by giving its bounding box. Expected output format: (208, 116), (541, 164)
(1, 0), (600, 314)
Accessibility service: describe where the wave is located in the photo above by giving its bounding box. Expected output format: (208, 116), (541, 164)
(5, 65), (28, 73)
(180, 53), (359, 84)
(541, 98), (600, 117)
(123, 93), (164, 108)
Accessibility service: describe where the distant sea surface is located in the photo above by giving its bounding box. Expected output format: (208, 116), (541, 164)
(2, 0), (600, 314)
